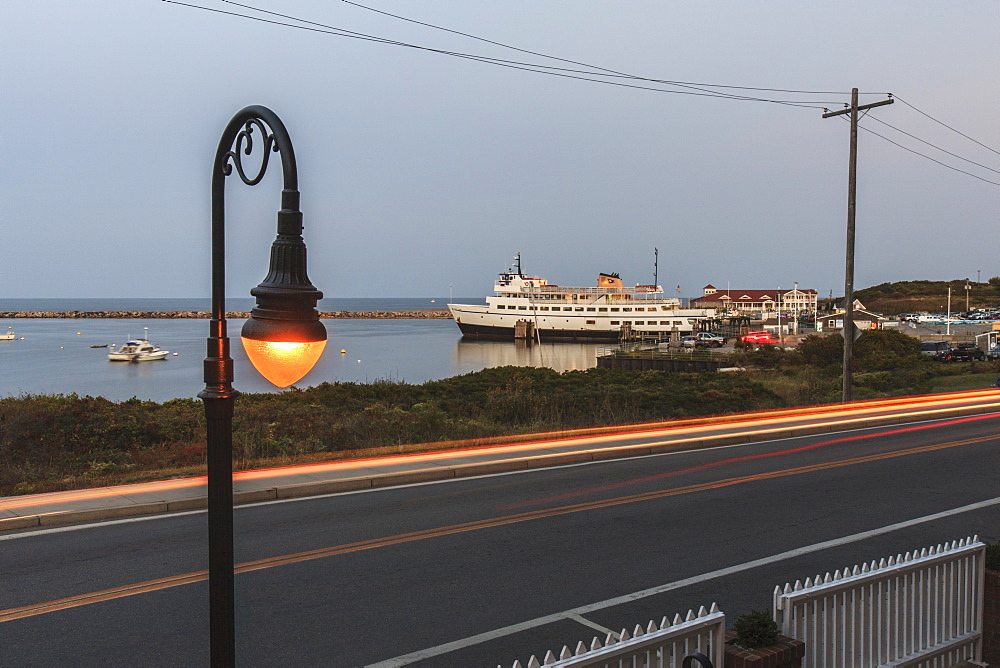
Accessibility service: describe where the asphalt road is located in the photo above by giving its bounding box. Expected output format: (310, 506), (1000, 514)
(3, 412), (999, 667)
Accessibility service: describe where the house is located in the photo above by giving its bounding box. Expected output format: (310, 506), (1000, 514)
(691, 285), (818, 317)
(816, 308), (885, 332)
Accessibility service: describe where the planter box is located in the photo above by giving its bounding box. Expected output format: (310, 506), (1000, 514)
(985, 568), (1000, 667)
(724, 630), (805, 668)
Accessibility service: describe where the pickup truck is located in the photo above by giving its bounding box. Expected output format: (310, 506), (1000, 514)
(939, 343), (985, 362)
(693, 332), (727, 347)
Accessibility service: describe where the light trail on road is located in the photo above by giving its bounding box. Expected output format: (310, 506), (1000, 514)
(501, 413), (999, 509)
(2, 427), (995, 625)
(4, 388), (998, 515)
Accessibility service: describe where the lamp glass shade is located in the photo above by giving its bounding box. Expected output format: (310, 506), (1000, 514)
(241, 337), (326, 388)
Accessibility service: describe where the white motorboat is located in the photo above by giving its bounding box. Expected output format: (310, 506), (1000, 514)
(448, 254), (715, 342)
(0, 326), (15, 341)
(108, 328), (169, 362)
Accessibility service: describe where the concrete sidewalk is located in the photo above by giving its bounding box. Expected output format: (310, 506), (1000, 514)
(4, 390), (1000, 533)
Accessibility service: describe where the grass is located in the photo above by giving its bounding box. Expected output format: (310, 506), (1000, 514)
(0, 366), (784, 496)
(929, 371), (999, 393)
(4, 329), (998, 497)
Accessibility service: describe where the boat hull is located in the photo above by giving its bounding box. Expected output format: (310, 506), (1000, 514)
(455, 320), (622, 342)
(108, 352), (169, 361)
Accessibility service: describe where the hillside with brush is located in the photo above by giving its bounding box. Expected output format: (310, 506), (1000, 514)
(851, 279), (1000, 315)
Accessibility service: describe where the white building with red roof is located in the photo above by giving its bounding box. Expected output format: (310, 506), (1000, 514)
(691, 284), (818, 317)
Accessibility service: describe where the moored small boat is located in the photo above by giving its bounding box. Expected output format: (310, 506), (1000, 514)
(108, 328), (169, 362)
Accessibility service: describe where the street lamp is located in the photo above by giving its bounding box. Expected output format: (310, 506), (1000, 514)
(200, 105), (326, 665)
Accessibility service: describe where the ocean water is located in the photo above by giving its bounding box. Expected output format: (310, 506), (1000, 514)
(2, 297), (463, 313)
(0, 298), (607, 402)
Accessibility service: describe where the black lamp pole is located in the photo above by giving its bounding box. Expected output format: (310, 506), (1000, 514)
(200, 105), (324, 666)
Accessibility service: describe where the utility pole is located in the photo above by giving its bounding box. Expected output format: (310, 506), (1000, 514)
(823, 88), (894, 403)
(793, 281), (799, 336)
(947, 287), (952, 336)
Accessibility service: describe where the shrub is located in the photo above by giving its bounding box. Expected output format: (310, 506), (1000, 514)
(798, 333), (843, 369)
(987, 540), (1000, 572)
(853, 329), (926, 372)
(797, 329), (931, 375)
(731, 608), (780, 648)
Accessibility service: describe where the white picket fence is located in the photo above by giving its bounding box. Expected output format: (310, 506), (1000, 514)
(773, 536), (985, 667)
(503, 604), (725, 668)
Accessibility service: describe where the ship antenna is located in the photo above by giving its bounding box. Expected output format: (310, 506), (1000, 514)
(514, 252), (522, 276)
(653, 247), (658, 288)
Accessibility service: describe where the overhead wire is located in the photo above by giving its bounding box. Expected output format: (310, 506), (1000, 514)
(854, 120), (1000, 187)
(165, 1), (997, 187)
(339, 0), (877, 98)
(894, 96), (1000, 157)
(164, 0), (838, 108)
(865, 115), (1000, 176)
(331, 0), (1000, 185)
(224, 0), (838, 107)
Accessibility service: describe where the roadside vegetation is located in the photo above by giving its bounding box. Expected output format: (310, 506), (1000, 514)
(2, 329), (996, 497)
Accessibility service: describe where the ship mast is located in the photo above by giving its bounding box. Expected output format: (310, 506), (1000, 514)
(653, 247), (658, 289)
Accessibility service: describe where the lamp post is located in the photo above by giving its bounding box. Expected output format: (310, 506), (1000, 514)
(200, 105), (326, 665)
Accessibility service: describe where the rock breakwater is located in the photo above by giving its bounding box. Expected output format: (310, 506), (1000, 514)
(0, 310), (452, 319)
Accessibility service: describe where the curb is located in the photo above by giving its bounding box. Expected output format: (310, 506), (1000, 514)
(2, 403), (997, 533)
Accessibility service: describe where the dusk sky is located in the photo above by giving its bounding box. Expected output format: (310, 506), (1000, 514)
(3, 1), (998, 301)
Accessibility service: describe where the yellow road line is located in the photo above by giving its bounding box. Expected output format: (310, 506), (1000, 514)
(2, 432), (994, 623)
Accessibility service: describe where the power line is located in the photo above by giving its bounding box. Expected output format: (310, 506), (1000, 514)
(894, 96), (1000, 157)
(224, 0), (837, 106)
(340, 0), (877, 98)
(865, 115), (1000, 176)
(166, 0), (998, 189)
(165, 0), (838, 108)
(856, 121), (1000, 187)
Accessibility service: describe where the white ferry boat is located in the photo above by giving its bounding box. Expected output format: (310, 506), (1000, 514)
(448, 256), (715, 342)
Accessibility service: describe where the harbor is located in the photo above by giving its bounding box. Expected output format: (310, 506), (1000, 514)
(0, 310), (451, 319)
(0, 316), (605, 402)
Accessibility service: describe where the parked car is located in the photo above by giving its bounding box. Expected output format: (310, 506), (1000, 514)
(920, 341), (952, 359)
(739, 330), (780, 345)
(987, 344), (1000, 360)
(940, 343), (986, 362)
(679, 336), (700, 348)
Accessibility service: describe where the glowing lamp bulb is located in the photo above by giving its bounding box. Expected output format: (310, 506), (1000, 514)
(242, 338), (326, 388)
(241, 317), (327, 388)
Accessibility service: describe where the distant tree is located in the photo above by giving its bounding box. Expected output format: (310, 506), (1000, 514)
(989, 276), (1000, 296)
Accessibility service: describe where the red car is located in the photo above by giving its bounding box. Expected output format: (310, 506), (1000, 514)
(739, 330), (781, 345)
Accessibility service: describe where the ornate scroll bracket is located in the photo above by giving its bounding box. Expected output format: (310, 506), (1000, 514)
(223, 118), (279, 186)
